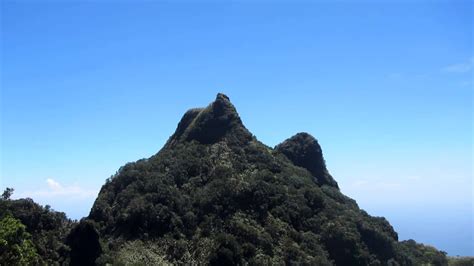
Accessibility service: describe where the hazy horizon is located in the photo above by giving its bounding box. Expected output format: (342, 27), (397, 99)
(2, 0), (472, 257)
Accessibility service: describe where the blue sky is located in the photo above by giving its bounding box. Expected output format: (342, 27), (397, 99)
(1, 0), (472, 256)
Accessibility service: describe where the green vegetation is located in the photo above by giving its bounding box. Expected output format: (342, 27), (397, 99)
(0, 215), (39, 265)
(0, 94), (455, 265)
(66, 220), (102, 266)
(396, 240), (448, 265)
(275, 132), (339, 188)
(448, 256), (474, 266)
(85, 94), (451, 265)
(0, 188), (74, 265)
(2, 188), (14, 200)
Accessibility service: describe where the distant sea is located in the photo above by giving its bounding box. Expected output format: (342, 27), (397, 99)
(363, 204), (473, 256)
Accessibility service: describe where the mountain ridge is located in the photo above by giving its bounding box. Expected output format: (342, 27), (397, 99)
(79, 93), (449, 265)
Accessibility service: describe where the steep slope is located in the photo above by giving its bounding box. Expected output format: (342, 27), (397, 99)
(86, 93), (447, 265)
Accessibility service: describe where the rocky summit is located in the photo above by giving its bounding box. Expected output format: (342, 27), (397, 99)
(68, 93), (449, 265)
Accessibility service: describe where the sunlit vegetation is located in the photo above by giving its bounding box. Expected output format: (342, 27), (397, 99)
(0, 94), (454, 265)
(85, 94), (451, 265)
(0, 188), (74, 265)
(0, 215), (39, 265)
(448, 256), (474, 266)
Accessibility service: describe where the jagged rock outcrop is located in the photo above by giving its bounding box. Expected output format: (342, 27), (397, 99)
(275, 132), (338, 188)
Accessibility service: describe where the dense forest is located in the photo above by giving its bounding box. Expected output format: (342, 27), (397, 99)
(0, 188), (73, 265)
(0, 94), (465, 265)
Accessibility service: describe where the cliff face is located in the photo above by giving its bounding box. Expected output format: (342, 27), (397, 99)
(86, 94), (447, 265)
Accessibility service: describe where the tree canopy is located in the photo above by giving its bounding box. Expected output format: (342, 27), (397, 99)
(0, 215), (39, 265)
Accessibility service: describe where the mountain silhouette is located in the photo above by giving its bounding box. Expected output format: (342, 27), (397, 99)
(80, 93), (448, 265)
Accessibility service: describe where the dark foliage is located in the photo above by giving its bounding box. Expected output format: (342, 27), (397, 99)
(0, 189), (74, 265)
(275, 133), (339, 188)
(87, 94), (448, 265)
(0, 215), (39, 265)
(396, 239), (448, 265)
(0, 94), (450, 265)
(66, 220), (102, 266)
(448, 256), (474, 266)
(1, 188), (14, 200)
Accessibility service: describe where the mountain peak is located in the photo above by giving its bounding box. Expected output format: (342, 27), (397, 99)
(275, 132), (339, 188)
(166, 93), (252, 146)
(86, 93), (448, 265)
(215, 92), (230, 102)
(211, 92), (237, 118)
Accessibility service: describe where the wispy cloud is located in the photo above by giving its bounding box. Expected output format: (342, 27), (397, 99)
(46, 178), (62, 190)
(349, 179), (402, 191)
(442, 57), (474, 73)
(21, 178), (99, 199)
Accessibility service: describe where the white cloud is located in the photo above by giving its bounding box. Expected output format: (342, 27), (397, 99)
(442, 57), (474, 73)
(348, 179), (401, 191)
(46, 178), (62, 190)
(23, 178), (98, 199)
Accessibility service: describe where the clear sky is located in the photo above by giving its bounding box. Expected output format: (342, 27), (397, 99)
(1, 0), (472, 256)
